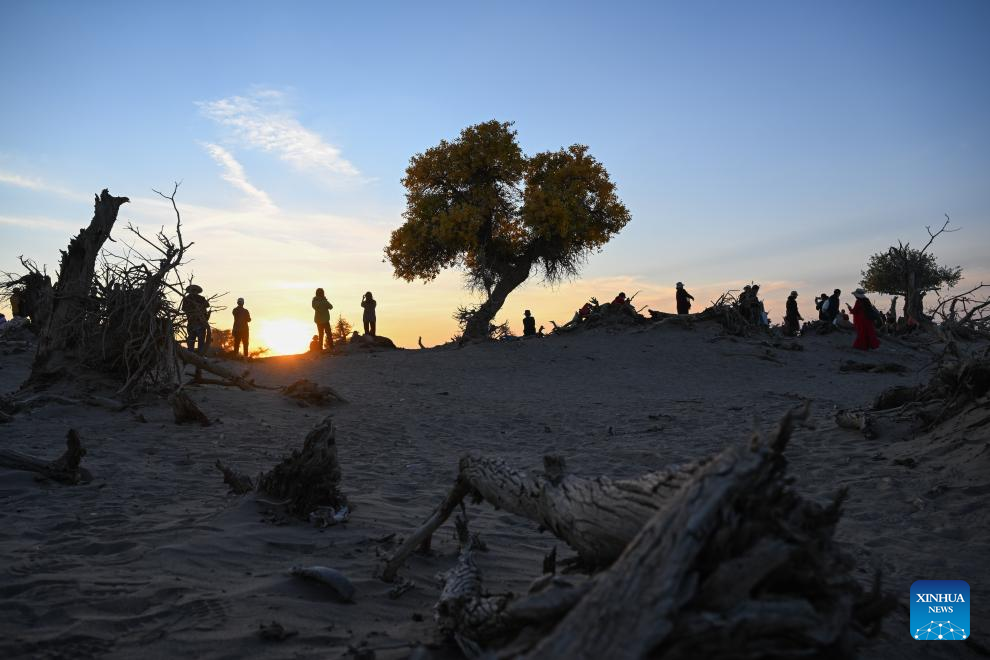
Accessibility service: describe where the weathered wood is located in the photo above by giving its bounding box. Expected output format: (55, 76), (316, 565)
(383, 452), (711, 581)
(281, 379), (346, 406)
(382, 478), (471, 581)
(215, 459), (254, 494)
(257, 416), (346, 518)
(177, 346), (255, 390)
(0, 429), (91, 484)
(32, 190), (129, 382)
(168, 388), (211, 426)
(835, 410), (877, 439)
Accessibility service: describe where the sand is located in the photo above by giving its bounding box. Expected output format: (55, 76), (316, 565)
(1, 323), (987, 659)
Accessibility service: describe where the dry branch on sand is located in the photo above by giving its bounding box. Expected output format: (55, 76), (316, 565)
(385, 407), (892, 658)
(281, 379), (347, 406)
(0, 429), (91, 485)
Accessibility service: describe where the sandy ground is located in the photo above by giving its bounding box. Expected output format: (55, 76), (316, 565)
(1, 323), (987, 659)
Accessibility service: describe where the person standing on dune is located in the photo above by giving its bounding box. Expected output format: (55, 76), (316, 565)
(784, 291), (803, 336)
(231, 297), (251, 358)
(181, 284), (209, 354)
(847, 288), (880, 350)
(522, 309), (537, 336)
(312, 288), (334, 350)
(675, 282), (694, 315)
(361, 291), (377, 336)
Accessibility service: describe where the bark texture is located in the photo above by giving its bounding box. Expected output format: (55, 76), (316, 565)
(382, 453), (710, 582)
(257, 416), (346, 518)
(31, 190), (129, 383)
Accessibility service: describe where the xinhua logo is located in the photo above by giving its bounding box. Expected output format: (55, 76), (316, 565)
(911, 580), (970, 640)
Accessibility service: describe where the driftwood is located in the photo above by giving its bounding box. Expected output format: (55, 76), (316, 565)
(835, 410), (877, 439)
(281, 379), (347, 406)
(257, 416), (346, 518)
(419, 408), (891, 658)
(12, 393), (126, 412)
(381, 453), (711, 582)
(0, 429), (91, 484)
(168, 388), (211, 426)
(215, 459), (254, 494)
(177, 346), (256, 390)
(873, 356), (990, 427)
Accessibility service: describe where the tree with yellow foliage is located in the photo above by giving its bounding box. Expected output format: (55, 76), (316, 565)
(385, 120), (630, 339)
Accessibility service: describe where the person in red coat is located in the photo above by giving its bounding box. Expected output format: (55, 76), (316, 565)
(847, 288), (880, 350)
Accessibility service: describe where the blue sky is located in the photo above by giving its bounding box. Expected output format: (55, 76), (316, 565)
(2, 1), (988, 350)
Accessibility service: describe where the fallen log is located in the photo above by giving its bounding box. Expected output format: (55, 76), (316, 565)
(177, 346), (255, 390)
(421, 407), (891, 658)
(281, 379), (347, 406)
(0, 429), (91, 484)
(382, 453), (711, 582)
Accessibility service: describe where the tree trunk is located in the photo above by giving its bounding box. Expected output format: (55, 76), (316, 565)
(463, 262), (532, 340)
(31, 190), (129, 382)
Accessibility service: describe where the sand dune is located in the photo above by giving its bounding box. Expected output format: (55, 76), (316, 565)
(1, 323), (987, 658)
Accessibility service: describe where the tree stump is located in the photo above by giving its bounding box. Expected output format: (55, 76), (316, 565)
(257, 416), (346, 518)
(168, 388), (211, 426)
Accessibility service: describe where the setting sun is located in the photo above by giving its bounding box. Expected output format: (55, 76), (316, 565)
(253, 318), (313, 356)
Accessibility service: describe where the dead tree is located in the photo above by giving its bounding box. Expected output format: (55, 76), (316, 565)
(0, 429), (91, 484)
(2, 185), (200, 398)
(30, 190), (130, 384)
(412, 408), (891, 658)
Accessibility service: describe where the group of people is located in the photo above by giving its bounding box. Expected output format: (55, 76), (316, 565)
(179, 285), (379, 358)
(309, 288), (378, 352)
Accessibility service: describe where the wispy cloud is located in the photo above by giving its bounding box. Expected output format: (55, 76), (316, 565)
(202, 143), (277, 212)
(0, 170), (86, 201)
(0, 214), (78, 232)
(197, 90), (360, 180)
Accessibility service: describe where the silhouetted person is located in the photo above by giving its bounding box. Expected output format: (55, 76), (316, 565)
(784, 291), (803, 336)
(309, 335), (320, 352)
(361, 291), (377, 336)
(814, 292), (830, 321)
(232, 297), (251, 358)
(675, 282), (694, 315)
(827, 289), (841, 325)
(750, 284), (768, 325)
(848, 288), (880, 350)
(522, 309), (537, 336)
(182, 284), (209, 354)
(312, 287), (334, 350)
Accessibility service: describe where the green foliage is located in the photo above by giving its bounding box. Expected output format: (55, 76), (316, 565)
(385, 121), (630, 300)
(860, 244), (961, 297)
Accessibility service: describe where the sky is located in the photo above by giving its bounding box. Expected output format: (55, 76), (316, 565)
(1, 1), (988, 352)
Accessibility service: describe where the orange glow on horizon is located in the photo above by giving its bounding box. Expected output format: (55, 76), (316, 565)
(253, 318), (314, 356)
